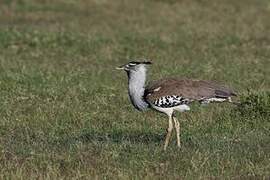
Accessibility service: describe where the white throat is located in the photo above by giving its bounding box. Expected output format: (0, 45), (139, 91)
(127, 65), (149, 111)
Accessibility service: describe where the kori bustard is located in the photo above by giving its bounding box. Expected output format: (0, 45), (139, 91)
(117, 61), (236, 150)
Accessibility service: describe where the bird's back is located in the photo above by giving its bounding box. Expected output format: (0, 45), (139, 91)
(144, 78), (236, 106)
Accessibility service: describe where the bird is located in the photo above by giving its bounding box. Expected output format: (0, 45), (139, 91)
(116, 60), (237, 150)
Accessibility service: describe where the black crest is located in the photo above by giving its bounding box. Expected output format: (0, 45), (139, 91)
(128, 61), (152, 65)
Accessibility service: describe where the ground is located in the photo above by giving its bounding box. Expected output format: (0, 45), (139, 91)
(0, 0), (269, 179)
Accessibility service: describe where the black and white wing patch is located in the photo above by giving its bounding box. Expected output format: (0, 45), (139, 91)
(153, 95), (190, 108)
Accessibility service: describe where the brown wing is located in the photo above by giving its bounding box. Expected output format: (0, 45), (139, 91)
(144, 78), (236, 103)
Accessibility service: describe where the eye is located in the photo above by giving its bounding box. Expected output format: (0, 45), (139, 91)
(127, 63), (137, 68)
(129, 63), (137, 66)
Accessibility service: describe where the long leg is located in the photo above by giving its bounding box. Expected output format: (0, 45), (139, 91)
(173, 115), (181, 148)
(164, 115), (173, 151)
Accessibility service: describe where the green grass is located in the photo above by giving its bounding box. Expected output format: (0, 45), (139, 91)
(0, 0), (270, 179)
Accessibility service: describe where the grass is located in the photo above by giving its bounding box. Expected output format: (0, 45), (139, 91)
(0, 0), (270, 179)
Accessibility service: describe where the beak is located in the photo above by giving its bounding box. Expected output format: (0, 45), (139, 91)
(116, 65), (125, 70)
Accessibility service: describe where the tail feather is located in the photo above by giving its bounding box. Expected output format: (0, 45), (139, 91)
(215, 89), (237, 98)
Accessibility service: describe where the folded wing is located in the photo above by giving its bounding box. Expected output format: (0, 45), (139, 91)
(144, 78), (236, 105)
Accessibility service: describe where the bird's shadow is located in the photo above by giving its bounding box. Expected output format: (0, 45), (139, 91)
(72, 129), (165, 145)
(53, 129), (199, 150)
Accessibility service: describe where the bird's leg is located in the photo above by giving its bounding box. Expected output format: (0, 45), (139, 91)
(164, 115), (173, 151)
(173, 115), (181, 148)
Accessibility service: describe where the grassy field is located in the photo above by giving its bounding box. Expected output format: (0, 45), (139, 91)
(0, 0), (270, 179)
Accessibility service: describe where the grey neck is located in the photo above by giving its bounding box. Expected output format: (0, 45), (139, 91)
(127, 66), (149, 111)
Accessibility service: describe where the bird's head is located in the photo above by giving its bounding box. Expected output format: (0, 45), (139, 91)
(116, 61), (152, 72)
